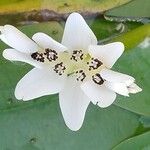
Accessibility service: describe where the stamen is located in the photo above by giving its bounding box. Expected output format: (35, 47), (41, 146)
(31, 52), (45, 62)
(71, 50), (84, 61)
(44, 48), (58, 61)
(54, 62), (66, 75)
(87, 58), (103, 70)
(92, 73), (104, 85)
(76, 70), (86, 82)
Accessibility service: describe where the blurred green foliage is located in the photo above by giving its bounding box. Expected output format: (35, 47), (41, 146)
(0, 0), (132, 13)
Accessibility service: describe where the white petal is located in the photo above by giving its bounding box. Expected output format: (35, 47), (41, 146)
(59, 77), (90, 131)
(3, 49), (43, 68)
(88, 42), (124, 68)
(128, 83), (142, 94)
(15, 68), (66, 101)
(100, 68), (135, 86)
(1, 25), (39, 53)
(81, 81), (116, 108)
(61, 12), (97, 51)
(0, 34), (10, 46)
(32, 32), (67, 52)
(104, 81), (129, 96)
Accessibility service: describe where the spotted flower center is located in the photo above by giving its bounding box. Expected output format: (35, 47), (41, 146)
(31, 49), (105, 85)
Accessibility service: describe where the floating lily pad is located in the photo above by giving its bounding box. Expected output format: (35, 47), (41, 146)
(0, 0), (132, 14)
(90, 18), (141, 41)
(113, 131), (150, 150)
(106, 0), (150, 18)
(110, 24), (150, 50)
(0, 101), (139, 149)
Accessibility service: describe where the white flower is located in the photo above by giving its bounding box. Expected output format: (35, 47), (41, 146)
(0, 13), (142, 131)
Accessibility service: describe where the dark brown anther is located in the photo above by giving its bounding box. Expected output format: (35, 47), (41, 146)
(92, 73), (104, 85)
(76, 70), (86, 82)
(31, 52), (44, 62)
(71, 50), (84, 61)
(44, 48), (58, 61)
(54, 62), (66, 75)
(88, 58), (103, 70)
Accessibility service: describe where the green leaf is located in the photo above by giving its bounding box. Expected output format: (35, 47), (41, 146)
(0, 21), (141, 150)
(0, 0), (132, 14)
(112, 131), (150, 150)
(90, 18), (141, 41)
(105, 0), (150, 18)
(140, 116), (150, 128)
(0, 103), (140, 149)
(110, 24), (150, 50)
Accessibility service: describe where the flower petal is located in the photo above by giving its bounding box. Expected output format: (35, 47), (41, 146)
(15, 68), (66, 101)
(88, 42), (124, 68)
(100, 68), (135, 86)
(1, 25), (39, 53)
(59, 77), (90, 131)
(81, 81), (116, 108)
(3, 49), (43, 68)
(32, 32), (67, 52)
(61, 12), (97, 51)
(128, 83), (142, 94)
(0, 34), (10, 46)
(104, 81), (129, 96)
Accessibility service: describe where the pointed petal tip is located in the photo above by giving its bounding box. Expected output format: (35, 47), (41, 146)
(96, 92), (117, 108)
(116, 41), (125, 52)
(97, 102), (111, 108)
(128, 83), (142, 94)
(32, 32), (67, 52)
(2, 49), (16, 61)
(15, 87), (34, 101)
(110, 41), (125, 53)
(15, 87), (41, 101)
(15, 91), (23, 101)
(88, 42), (124, 68)
(4, 24), (13, 28)
(67, 12), (84, 24)
(125, 94), (130, 97)
(0, 24), (11, 32)
(101, 69), (135, 85)
(2, 49), (14, 60)
(116, 41), (124, 48)
(1, 24), (39, 53)
(68, 12), (82, 18)
(65, 122), (82, 131)
(62, 11), (97, 50)
(138, 87), (142, 92)
(2, 49), (8, 60)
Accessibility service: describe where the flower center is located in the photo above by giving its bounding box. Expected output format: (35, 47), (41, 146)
(31, 49), (105, 85)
